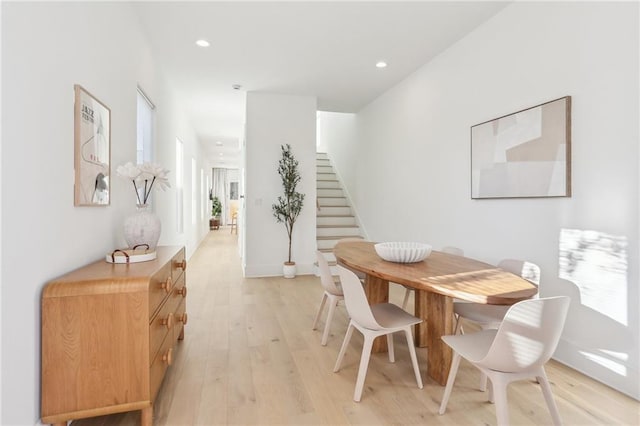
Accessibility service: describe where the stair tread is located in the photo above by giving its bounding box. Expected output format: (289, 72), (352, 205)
(317, 224), (358, 228)
(316, 214), (354, 217)
(317, 196), (346, 198)
(317, 235), (362, 240)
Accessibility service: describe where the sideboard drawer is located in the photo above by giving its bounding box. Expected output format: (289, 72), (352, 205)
(149, 273), (185, 361)
(171, 247), (187, 284)
(149, 299), (175, 363)
(149, 330), (175, 401)
(174, 298), (187, 341)
(149, 262), (172, 321)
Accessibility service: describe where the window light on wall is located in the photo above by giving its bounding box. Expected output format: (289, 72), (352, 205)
(176, 139), (184, 233)
(191, 158), (196, 225)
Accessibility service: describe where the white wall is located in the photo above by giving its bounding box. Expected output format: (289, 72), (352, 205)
(0, 3), (208, 424)
(326, 2), (639, 399)
(244, 92), (317, 277)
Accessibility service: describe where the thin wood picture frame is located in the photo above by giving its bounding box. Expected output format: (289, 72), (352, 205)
(74, 85), (111, 206)
(471, 96), (571, 199)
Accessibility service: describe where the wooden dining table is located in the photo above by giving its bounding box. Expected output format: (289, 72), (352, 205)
(333, 240), (538, 385)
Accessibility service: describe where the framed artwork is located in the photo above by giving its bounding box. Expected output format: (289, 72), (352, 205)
(471, 96), (571, 199)
(74, 85), (111, 206)
(229, 182), (239, 200)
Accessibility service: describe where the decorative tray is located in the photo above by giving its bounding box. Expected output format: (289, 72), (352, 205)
(106, 244), (157, 264)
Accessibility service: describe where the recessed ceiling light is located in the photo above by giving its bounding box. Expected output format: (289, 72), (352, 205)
(215, 141), (223, 146)
(195, 39), (210, 47)
(219, 153), (223, 156)
(232, 84), (242, 90)
(376, 61), (387, 68)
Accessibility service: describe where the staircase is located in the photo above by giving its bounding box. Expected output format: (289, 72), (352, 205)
(316, 152), (363, 273)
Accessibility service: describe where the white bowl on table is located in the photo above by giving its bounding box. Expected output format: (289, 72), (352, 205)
(374, 242), (432, 263)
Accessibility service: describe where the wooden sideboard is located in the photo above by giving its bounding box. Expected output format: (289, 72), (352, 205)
(41, 246), (188, 426)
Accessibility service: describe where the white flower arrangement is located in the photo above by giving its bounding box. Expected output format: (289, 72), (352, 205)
(116, 162), (170, 205)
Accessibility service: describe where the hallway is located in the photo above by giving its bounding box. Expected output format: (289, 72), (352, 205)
(73, 230), (639, 425)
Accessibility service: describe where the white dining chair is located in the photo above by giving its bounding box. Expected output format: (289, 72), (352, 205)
(454, 258), (541, 391)
(335, 237), (367, 281)
(401, 246), (464, 310)
(439, 296), (570, 426)
(454, 259), (541, 333)
(312, 251), (344, 346)
(334, 265), (423, 402)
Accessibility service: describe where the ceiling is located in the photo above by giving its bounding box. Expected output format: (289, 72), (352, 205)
(133, 1), (508, 168)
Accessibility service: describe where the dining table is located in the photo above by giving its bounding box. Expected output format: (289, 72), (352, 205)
(333, 240), (538, 385)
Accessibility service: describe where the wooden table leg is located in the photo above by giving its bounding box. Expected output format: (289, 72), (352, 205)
(364, 274), (389, 353)
(414, 289), (429, 347)
(425, 292), (454, 385)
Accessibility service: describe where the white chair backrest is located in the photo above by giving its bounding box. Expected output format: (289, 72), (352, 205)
(478, 296), (570, 373)
(498, 258), (541, 286)
(316, 251), (342, 296)
(442, 246), (464, 256)
(336, 265), (381, 330)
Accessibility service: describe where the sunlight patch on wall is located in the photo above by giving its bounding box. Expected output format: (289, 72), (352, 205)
(579, 350), (627, 376)
(559, 228), (628, 325)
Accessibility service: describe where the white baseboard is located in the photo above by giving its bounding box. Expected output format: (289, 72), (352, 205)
(243, 262), (315, 278)
(554, 338), (640, 401)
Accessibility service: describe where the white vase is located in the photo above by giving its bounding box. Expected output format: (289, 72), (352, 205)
(124, 204), (161, 250)
(283, 262), (296, 279)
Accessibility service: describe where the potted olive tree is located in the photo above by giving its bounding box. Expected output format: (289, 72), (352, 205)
(210, 196), (222, 230)
(272, 144), (305, 278)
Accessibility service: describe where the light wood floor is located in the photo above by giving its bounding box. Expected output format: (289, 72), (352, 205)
(74, 230), (639, 425)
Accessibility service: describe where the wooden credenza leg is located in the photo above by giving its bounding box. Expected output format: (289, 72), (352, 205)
(364, 274), (389, 353)
(52, 422), (67, 426)
(141, 405), (153, 426)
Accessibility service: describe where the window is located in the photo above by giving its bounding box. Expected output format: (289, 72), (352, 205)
(176, 139), (184, 233)
(191, 158), (196, 225)
(200, 168), (205, 221)
(136, 87), (154, 164)
(230, 182), (239, 200)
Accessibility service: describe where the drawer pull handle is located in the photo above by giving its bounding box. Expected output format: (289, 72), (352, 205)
(178, 312), (188, 325)
(177, 286), (187, 298)
(177, 259), (187, 271)
(161, 277), (173, 293)
(162, 312), (174, 330)
(162, 347), (173, 366)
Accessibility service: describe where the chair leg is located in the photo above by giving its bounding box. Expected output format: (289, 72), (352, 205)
(439, 352), (461, 415)
(537, 369), (562, 426)
(454, 315), (464, 334)
(488, 378), (494, 403)
(321, 297), (338, 346)
(353, 335), (374, 402)
(492, 375), (510, 426)
(480, 372), (488, 392)
(404, 328), (423, 389)
(387, 333), (395, 363)
(334, 322), (354, 372)
(402, 287), (412, 310)
(312, 293), (328, 331)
